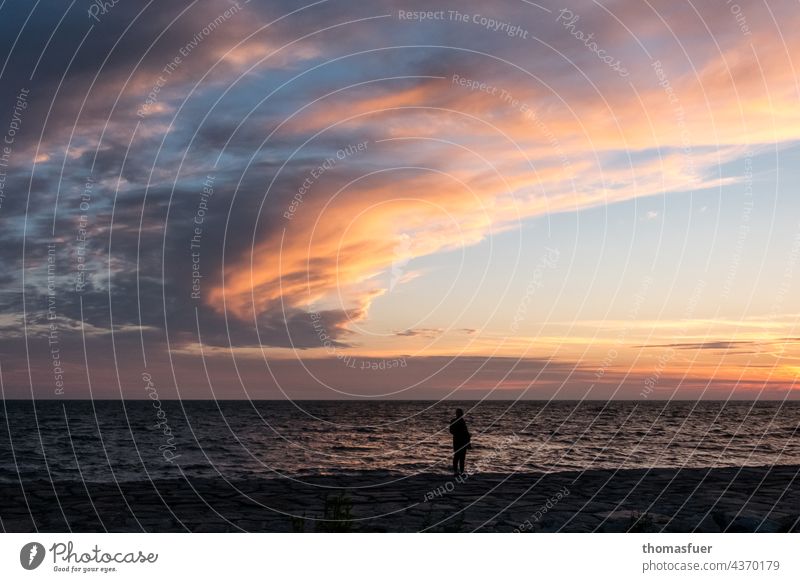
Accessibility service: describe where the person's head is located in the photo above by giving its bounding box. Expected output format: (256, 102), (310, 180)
(455, 408), (464, 418)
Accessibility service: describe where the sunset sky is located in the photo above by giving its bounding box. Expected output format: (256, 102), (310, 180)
(0, 0), (798, 399)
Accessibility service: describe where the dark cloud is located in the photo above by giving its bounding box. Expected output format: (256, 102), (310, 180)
(639, 341), (754, 351)
(394, 327), (443, 337)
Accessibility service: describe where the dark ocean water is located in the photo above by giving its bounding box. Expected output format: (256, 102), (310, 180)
(1, 400), (798, 483)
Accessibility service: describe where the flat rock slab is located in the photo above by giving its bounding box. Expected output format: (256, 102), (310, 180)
(1, 465), (798, 532)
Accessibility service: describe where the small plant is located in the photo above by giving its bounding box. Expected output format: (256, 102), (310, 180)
(315, 491), (354, 532)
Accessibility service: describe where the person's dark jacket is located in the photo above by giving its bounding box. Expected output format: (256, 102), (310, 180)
(449, 417), (471, 451)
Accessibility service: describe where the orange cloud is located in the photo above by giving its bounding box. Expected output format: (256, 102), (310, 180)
(207, 4), (800, 363)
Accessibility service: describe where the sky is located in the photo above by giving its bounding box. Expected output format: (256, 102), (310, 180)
(0, 0), (798, 399)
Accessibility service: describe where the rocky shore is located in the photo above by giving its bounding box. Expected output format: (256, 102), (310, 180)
(1, 465), (798, 532)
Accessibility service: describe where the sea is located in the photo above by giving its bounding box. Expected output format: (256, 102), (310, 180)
(1, 400), (798, 483)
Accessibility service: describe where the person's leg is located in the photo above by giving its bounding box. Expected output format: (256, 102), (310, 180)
(455, 448), (466, 475)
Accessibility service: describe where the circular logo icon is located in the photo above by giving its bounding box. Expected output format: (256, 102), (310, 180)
(20, 542), (46, 570)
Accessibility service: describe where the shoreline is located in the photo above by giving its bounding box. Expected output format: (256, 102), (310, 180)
(1, 465), (798, 532)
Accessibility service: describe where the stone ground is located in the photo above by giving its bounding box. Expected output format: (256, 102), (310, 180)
(1, 465), (798, 532)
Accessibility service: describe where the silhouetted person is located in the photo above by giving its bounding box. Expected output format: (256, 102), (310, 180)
(449, 408), (471, 476)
